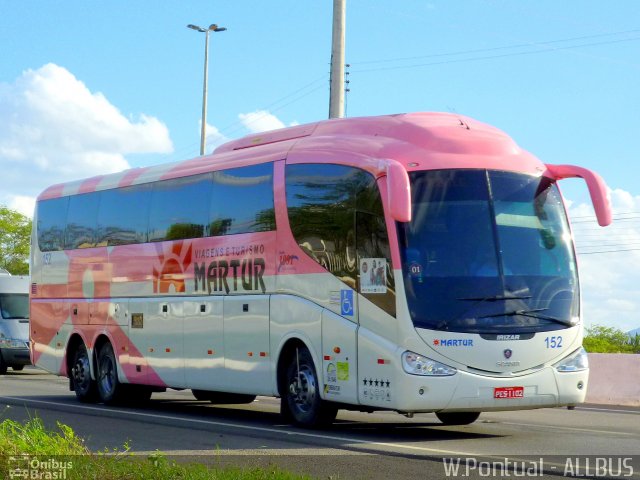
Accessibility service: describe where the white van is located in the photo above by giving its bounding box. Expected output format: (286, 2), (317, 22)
(0, 269), (31, 374)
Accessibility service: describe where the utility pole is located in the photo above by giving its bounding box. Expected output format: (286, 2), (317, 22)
(329, 0), (346, 119)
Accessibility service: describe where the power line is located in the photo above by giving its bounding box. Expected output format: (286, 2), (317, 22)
(574, 233), (640, 239)
(164, 73), (329, 162)
(577, 241), (640, 248)
(219, 73), (329, 137)
(570, 211), (640, 220)
(350, 35), (640, 74)
(571, 216), (640, 224)
(353, 28), (640, 66)
(578, 247), (640, 255)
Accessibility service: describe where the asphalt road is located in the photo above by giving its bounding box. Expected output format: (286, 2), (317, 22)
(1, 367), (639, 479)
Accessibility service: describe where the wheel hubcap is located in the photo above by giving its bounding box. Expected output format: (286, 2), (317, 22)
(289, 367), (316, 413)
(99, 355), (116, 394)
(72, 355), (91, 392)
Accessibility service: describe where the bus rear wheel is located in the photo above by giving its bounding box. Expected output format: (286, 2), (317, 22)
(70, 343), (99, 403)
(281, 346), (337, 428)
(435, 411), (481, 425)
(96, 342), (126, 405)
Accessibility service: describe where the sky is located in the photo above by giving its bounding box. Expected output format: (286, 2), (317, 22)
(1, 1), (639, 332)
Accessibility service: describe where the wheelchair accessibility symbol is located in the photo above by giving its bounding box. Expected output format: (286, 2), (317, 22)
(341, 290), (354, 316)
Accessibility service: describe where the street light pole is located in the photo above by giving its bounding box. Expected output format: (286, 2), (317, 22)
(187, 23), (226, 155)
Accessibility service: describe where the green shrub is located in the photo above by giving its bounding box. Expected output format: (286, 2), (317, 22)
(0, 416), (307, 480)
(583, 325), (640, 353)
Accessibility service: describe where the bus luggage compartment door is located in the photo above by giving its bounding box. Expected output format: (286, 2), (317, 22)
(223, 295), (271, 395)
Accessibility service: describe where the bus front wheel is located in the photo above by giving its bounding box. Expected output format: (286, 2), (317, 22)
(435, 411), (481, 425)
(70, 343), (99, 403)
(281, 346), (337, 428)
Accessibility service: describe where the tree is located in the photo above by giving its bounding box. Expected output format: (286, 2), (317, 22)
(0, 206), (32, 275)
(583, 324), (640, 354)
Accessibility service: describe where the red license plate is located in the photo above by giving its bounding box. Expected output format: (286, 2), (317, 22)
(494, 386), (524, 399)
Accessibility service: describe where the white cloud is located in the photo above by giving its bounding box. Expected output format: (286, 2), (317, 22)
(8, 195), (36, 218)
(0, 63), (173, 214)
(238, 110), (294, 133)
(204, 122), (229, 152)
(568, 188), (640, 333)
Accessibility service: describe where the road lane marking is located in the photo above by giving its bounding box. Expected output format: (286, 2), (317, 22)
(0, 395), (482, 457)
(4, 395), (639, 478)
(498, 421), (637, 436)
(579, 406), (640, 415)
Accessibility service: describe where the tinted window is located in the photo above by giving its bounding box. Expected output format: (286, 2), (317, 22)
(149, 174), (211, 242)
(37, 196), (69, 252)
(399, 170), (578, 334)
(403, 170), (496, 278)
(65, 193), (100, 249)
(490, 172), (574, 277)
(286, 164), (358, 287)
(38, 164), (275, 251)
(209, 164), (275, 236)
(286, 164), (394, 314)
(97, 184), (152, 246)
(0, 294), (29, 319)
(356, 212), (396, 317)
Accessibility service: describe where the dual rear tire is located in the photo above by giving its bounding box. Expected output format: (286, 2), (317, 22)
(70, 343), (99, 403)
(71, 342), (151, 405)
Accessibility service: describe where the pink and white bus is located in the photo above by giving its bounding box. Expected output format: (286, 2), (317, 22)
(30, 112), (611, 427)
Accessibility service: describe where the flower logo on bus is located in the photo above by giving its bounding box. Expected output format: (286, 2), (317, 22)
(152, 241), (193, 294)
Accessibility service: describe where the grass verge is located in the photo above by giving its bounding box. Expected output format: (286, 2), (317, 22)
(0, 415), (309, 480)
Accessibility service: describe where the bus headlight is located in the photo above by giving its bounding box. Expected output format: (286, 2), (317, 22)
(555, 347), (589, 372)
(402, 351), (457, 376)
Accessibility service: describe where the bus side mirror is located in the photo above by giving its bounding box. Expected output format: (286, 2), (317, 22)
(545, 164), (612, 227)
(386, 160), (412, 223)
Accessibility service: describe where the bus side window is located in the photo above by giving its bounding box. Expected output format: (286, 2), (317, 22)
(65, 192), (100, 249)
(37, 196), (69, 252)
(285, 163), (358, 288)
(209, 163), (275, 236)
(148, 174), (211, 242)
(96, 184), (152, 246)
(355, 213), (396, 317)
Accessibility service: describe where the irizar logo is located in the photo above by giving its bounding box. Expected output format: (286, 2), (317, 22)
(496, 334), (520, 341)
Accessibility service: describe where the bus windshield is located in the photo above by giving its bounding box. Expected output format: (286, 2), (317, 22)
(0, 294), (29, 320)
(398, 170), (578, 334)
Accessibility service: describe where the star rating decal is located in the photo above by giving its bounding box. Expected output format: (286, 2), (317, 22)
(361, 378), (391, 388)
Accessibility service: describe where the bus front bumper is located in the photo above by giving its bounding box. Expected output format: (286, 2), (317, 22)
(394, 366), (588, 413)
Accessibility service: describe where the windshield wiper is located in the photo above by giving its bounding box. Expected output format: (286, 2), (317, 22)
(479, 308), (576, 327)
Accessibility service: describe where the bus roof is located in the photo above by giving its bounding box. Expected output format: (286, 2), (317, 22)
(37, 112), (543, 201)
